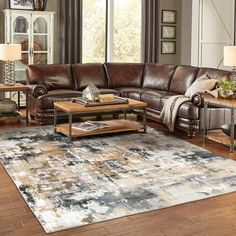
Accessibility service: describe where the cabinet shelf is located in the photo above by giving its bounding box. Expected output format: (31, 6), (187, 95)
(33, 33), (48, 36)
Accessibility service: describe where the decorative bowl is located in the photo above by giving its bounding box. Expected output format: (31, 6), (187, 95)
(221, 124), (236, 139)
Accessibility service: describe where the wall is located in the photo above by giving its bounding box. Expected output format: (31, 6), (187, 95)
(45, 0), (60, 63)
(180, 0), (192, 65)
(159, 0), (181, 65)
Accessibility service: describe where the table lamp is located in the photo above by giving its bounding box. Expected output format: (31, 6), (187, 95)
(0, 43), (21, 86)
(224, 46), (236, 71)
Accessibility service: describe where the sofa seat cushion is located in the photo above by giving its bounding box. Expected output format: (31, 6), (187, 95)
(37, 90), (82, 109)
(161, 96), (199, 119)
(141, 91), (177, 110)
(71, 63), (108, 90)
(116, 87), (145, 100)
(99, 88), (120, 95)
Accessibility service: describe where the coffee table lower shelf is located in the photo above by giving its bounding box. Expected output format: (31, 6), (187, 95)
(55, 119), (144, 139)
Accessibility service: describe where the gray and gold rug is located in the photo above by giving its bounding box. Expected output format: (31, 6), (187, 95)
(1, 126), (236, 233)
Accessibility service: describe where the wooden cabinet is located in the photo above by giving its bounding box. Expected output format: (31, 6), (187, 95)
(4, 9), (55, 105)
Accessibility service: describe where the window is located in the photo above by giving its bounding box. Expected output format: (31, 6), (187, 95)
(82, 0), (106, 63)
(82, 0), (142, 63)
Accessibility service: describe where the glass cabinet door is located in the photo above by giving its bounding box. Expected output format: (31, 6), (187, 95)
(32, 15), (50, 65)
(12, 14), (31, 81)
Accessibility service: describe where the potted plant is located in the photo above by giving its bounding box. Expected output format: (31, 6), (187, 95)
(217, 77), (236, 99)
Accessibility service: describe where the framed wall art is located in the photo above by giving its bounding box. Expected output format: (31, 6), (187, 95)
(9, 0), (34, 10)
(161, 41), (176, 54)
(161, 25), (176, 39)
(162, 10), (177, 24)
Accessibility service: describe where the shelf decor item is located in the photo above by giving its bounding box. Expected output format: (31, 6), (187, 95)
(217, 77), (236, 99)
(33, 0), (47, 11)
(161, 25), (176, 39)
(8, 0), (34, 10)
(162, 10), (177, 24)
(161, 41), (176, 54)
(0, 43), (21, 86)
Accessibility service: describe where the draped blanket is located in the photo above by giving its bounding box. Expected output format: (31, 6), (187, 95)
(159, 95), (191, 132)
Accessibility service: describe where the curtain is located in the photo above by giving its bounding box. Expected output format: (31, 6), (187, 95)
(59, 0), (82, 64)
(142, 0), (159, 63)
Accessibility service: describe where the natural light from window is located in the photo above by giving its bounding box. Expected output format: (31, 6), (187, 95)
(82, 0), (142, 63)
(82, 0), (106, 63)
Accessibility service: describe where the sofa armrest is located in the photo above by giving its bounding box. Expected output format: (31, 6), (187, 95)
(191, 92), (214, 107)
(28, 84), (48, 98)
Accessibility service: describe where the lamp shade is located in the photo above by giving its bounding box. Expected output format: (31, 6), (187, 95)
(224, 46), (236, 67)
(0, 44), (21, 61)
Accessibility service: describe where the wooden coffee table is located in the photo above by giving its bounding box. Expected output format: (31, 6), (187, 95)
(54, 98), (147, 142)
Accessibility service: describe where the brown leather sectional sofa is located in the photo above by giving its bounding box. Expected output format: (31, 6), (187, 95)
(26, 63), (233, 136)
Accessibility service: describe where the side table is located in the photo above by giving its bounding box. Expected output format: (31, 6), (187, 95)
(204, 97), (236, 153)
(0, 83), (29, 124)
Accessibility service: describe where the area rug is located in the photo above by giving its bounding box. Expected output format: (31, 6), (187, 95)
(1, 127), (236, 233)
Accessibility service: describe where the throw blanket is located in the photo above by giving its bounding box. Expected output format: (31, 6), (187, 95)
(159, 95), (190, 132)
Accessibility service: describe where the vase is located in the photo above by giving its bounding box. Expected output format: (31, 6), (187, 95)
(33, 0), (47, 11)
(218, 88), (234, 99)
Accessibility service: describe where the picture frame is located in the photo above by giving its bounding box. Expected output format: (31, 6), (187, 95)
(161, 25), (176, 39)
(8, 0), (34, 10)
(162, 10), (177, 24)
(161, 41), (176, 54)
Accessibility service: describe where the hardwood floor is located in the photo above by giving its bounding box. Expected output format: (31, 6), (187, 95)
(1, 114), (236, 236)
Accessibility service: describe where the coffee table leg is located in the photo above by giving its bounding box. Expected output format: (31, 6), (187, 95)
(124, 109), (127, 120)
(68, 113), (72, 143)
(230, 108), (234, 153)
(203, 102), (208, 145)
(25, 89), (29, 124)
(54, 108), (58, 132)
(143, 107), (147, 133)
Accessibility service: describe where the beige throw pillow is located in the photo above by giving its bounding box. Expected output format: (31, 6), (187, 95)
(185, 74), (216, 98)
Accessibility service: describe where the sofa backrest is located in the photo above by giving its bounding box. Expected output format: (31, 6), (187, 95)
(26, 64), (74, 91)
(196, 67), (231, 80)
(142, 64), (177, 91)
(169, 65), (199, 94)
(71, 63), (107, 90)
(105, 63), (144, 88)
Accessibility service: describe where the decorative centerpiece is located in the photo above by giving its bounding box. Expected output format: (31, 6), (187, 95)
(82, 84), (100, 102)
(33, 0), (47, 11)
(217, 77), (236, 99)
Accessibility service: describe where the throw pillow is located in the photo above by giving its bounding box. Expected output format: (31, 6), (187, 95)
(185, 74), (216, 98)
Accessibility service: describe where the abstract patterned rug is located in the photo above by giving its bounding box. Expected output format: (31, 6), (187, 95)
(1, 127), (236, 233)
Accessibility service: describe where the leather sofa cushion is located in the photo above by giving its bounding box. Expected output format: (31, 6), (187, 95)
(117, 87), (145, 100)
(169, 66), (199, 94)
(196, 68), (231, 80)
(105, 63), (144, 88)
(26, 64), (74, 91)
(161, 96), (199, 119)
(99, 88), (120, 95)
(37, 90), (82, 109)
(71, 63), (107, 90)
(141, 91), (177, 110)
(143, 64), (177, 91)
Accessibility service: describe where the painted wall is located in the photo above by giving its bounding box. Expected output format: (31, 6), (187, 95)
(180, 0), (192, 65)
(159, 0), (182, 65)
(45, 0), (60, 63)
